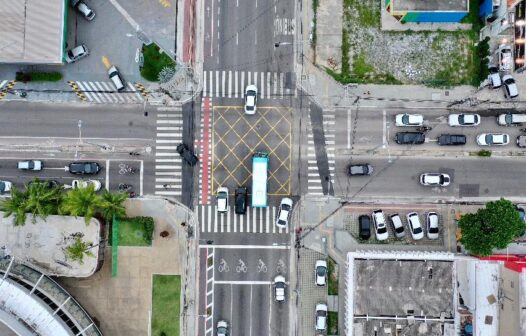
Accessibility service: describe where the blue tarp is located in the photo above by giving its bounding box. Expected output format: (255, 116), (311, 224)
(479, 0), (493, 17)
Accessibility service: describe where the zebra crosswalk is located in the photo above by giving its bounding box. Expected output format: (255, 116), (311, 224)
(155, 106), (184, 196)
(71, 81), (145, 103)
(307, 110), (336, 195)
(203, 70), (295, 99)
(196, 205), (289, 234)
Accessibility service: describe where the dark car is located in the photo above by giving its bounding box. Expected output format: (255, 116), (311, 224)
(358, 215), (371, 240)
(348, 164), (373, 176)
(68, 162), (101, 175)
(394, 132), (425, 145)
(234, 187), (248, 214)
(176, 143), (198, 166)
(437, 134), (467, 146)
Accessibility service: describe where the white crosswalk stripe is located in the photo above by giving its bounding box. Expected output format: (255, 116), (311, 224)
(196, 205), (289, 234)
(155, 107), (184, 196)
(203, 70), (295, 99)
(307, 109), (336, 195)
(0, 80), (8, 90)
(73, 81), (144, 104)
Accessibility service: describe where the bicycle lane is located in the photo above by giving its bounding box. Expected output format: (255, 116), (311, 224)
(198, 246), (215, 336)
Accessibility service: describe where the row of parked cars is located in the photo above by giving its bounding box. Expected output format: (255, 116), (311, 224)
(358, 210), (440, 241)
(394, 113), (526, 146)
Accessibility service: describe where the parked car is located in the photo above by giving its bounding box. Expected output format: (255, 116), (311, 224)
(476, 133), (510, 146)
(420, 173), (451, 187)
(18, 160), (43, 171)
(0, 181), (12, 193)
(72, 0), (95, 21)
(517, 135), (526, 148)
(372, 209), (389, 241)
(71, 179), (101, 191)
(176, 143), (198, 166)
(274, 275), (286, 302)
(448, 113), (480, 127)
(348, 163), (373, 176)
(389, 214), (406, 238)
(244, 85), (258, 115)
(65, 44), (89, 63)
(488, 66), (502, 88)
(315, 260), (327, 286)
(276, 197), (293, 228)
(406, 212), (424, 240)
(394, 132), (425, 145)
(315, 303), (328, 331)
(426, 212), (439, 240)
(437, 134), (466, 146)
(68, 162), (101, 175)
(216, 320), (229, 336)
(108, 65), (125, 91)
(503, 75), (519, 98)
(216, 187), (229, 213)
(497, 44), (513, 72)
(358, 215), (371, 240)
(395, 113), (424, 127)
(497, 113), (526, 126)
(234, 187), (248, 214)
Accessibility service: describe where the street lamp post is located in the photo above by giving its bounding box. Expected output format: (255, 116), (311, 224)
(77, 120), (83, 144)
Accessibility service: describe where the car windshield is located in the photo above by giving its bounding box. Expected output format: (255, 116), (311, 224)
(395, 226), (404, 233)
(504, 78), (515, 84)
(485, 134), (493, 144)
(402, 115), (409, 124)
(439, 176), (444, 183)
(414, 227), (423, 234)
(67, 50), (75, 58)
(429, 227), (439, 233)
(217, 327), (227, 333)
(377, 226), (387, 234)
(0, 182), (5, 191)
(316, 266), (326, 276)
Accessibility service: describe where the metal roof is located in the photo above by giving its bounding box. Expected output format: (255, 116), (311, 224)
(0, 0), (66, 64)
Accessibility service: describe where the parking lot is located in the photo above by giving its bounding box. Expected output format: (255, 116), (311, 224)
(212, 106), (292, 198)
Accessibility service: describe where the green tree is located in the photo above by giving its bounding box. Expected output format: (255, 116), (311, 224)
(25, 181), (62, 223)
(0, 187), (28, 226)
(459, 198), (526, 256)
(100, 190), (128, 220)
(65, 236), (95, 264)
(60, 185), (103, 224)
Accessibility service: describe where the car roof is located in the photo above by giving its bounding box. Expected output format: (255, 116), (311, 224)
(274, 275), (286, 283)
(492, 134), (506, 142)
(424, 174), (441, 183)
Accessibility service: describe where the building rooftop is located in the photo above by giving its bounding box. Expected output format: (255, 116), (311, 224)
(393, 0), (469, 11)
(0, 212), (101, 277)
(0, 0), (65, 64)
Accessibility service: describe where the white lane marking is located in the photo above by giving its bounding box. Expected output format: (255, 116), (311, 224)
(236, 32), (239, 45)
(235, 71), (239, 98)
(255, 28), (257, 45)
(228, 71), (232, 98)
(127, 82), (143, 101)
(216, 70), (219, 98)
(348, 108), (352, 149)
(246, 205), (251, 232)
(248, 71), (251, 87)
(200, 205), (205, 232)
(382, 110), (387, 148)
(93, 82), (114, 102)
(261, 72), (265, 99)
(279, 72), (284, 97)
(105, 160), (110, 190)
(226, 207), (231, 232)
(267, 72), (271, 99)
(208, 205), (212, 232)
(75, 82), (94, 101)
(140, 160), (144, 196)
(201, 244), (291, 249)
(222, 70), (226, 98)
(214, 281), (273, 285)
(266, 206), (270, 233)
(273, 72), (278, 97)
(214, 206), (218, 232)
(249, 285), (253, 336)
(203, 71), (207, 97)
(209, 71), (213, 97)
(241, 71), (245, 92)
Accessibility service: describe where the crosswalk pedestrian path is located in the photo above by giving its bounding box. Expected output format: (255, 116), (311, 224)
(203, 70), (295, 99)
(196, 205), (289, 234)
(307, 110), (336, 195)
(155, 106), (184, 196)
(71, 81), (145, 103)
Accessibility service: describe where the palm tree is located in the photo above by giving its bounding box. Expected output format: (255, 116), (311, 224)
(0, 187), (28, 226)
(60, 185), (103, 224)
(100, 190), (128, 220)
(25, 181), (62, 223)
(65, 236), (95, 264)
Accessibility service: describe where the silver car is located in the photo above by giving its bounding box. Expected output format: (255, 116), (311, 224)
(65, 45), (89, 63)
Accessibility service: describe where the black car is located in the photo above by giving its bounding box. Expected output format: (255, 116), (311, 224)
(394, 132), (425, 145)
(358, 215), (371, 240)
(348, 164), (373, 176)
(437, 134), (467, 146)
(68, 162), (101, 175)
(234, 187), (248, 214)
(176, 143), (198, 166)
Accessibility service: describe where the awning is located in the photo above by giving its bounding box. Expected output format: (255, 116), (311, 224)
(479, 0), (494, 17)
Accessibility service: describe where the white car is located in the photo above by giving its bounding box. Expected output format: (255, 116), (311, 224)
(448, 113), (480, 127)
(276, 197), (293, 228)
(420, 173), (451, 187)
(108, 66), (125, 91)
(315, 260), (327, 286)
(372, 209), (389, 241)
(488, 66), (502, 88)
(476, 133), (510, 146)
(315, 303), (328, 331)
(395, 113), (424, 127)
(17, 160), (43, 171)
(274, 275), (286, 302)
(497, 44), (513, 72)
(244, 85), (258, 115)
(426, 212), (439, 240)
(0, 181), (12, 193)
(406, 212), (424, 240)
(503, 75), (519, 99)
(71, 179), (101, 191)
(216, 320), (228, 336)
(65, 45), (89, 63)
(75, 1), (95, 20)
(216, 187), (229, 213)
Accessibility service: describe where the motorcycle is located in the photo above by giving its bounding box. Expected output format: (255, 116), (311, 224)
(118, 183), (132, 192)
(416, 126), (432, 132)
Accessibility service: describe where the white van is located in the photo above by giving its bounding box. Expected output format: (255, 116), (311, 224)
(108, 66), (125, 91)
(497, 113), (526, 126)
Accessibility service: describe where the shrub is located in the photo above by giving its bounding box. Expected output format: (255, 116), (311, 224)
(477, 149), (492, 157)
(16, 71), (63, 82)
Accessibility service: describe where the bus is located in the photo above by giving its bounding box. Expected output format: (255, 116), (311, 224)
(251, 151), (269, 208)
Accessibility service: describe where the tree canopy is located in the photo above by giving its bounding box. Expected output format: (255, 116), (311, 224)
(459, 198), (526, 256)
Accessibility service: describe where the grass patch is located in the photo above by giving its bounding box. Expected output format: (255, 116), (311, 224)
(328, 257), (338, 295)
(16, 71), (63, 82)
(328, 311), (339, 335)
(140, 43), (176, 82)
(312, 0), (319, 47)
(117, 216), (154, 246)
(152, 275), (181, 336)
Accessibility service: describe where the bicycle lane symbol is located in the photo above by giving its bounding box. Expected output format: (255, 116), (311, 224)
(257, 259), (267, 273)
(236, 259), (247, 273)
(218, 259), (229, 272)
